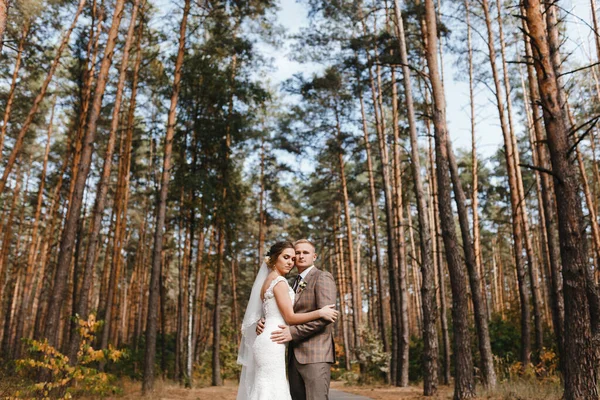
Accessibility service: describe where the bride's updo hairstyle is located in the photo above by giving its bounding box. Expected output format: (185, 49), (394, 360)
(265, 241), (295, 269)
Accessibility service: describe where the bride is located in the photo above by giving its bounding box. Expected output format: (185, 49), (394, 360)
(237, 241), (338, 400)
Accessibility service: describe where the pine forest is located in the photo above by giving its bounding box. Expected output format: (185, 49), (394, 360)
(0, 0), (599, 398)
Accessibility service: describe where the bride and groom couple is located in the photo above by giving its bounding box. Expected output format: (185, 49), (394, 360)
(237, 239), (339, 400)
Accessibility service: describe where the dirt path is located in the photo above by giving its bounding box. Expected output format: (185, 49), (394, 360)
(109, 380), (453, 400)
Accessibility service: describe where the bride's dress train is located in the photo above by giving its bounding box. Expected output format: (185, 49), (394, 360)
(250, 276), (294, 400)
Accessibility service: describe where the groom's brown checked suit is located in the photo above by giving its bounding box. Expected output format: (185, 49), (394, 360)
(288, 267), (337, 400)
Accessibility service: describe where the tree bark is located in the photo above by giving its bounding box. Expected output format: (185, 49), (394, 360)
(498, 0), (544, 354)
(357, 80), (388, 354)
(70, 0), (142, 361)
(447, 137), (497, 388)
(333, 214), (351, 370)
(388, 69), (410, 387)
(465, 0), (486, 319)
(520, 15), (565, 366)
(142, 0), (190, 392)
(42, 0), (124, 349)
(480, 0), (532, 365)
(335, 108), (361, 352)
(12, 96), (56, 359)
(422, 0), (475, 396)
(392, 0), (437, 392)
(523, 0), (599, 396)
(426, 120), (451, 386)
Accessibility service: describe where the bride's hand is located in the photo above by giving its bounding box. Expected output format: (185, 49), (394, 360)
(318, 304), (338, 322)
(256, 318), (265, 335)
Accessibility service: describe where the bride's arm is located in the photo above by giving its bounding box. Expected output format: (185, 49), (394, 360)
(273, 281), (337, 325)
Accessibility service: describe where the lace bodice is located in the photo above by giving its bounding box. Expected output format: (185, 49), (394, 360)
(262, 276), (295, 321)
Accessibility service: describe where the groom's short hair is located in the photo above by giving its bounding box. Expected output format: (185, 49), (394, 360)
(294, 239), (316, 251)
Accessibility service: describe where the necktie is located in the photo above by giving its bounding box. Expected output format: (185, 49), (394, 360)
(293, 275), (302, 292)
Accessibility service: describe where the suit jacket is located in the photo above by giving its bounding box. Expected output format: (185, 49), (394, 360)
(289, 267), (337, 364)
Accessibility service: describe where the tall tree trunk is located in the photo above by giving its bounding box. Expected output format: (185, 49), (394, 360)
(422, 0), (475, 396)
(427, 125), (451, 385)
(480, 0), (532, 365)
(447, 137), (497, 388)
(520, 13), (565, 366)
(392, 0), (437, 392)
(0, 165), (21, 319)
(357, 7), (402, 382)
(335, 109), (361, 352)
(444, 5), (497, 378)
(0, 0), (86, 195)
(388, 69), (410, 387)
(498, 0), (544, 355)
(523, 0), (599, 396)
(212, 46), (238, 386)
(465, 0), (486, 319)
(12, 96), (56, 359)
(366, 58), (401, 385)
(42, 0), (125, 348)
(333, 214), (351, 370)
(69, 0), (142, 361)
(257, 138), (266, 272)
(142, 0), (190, 392)
(357, 81), (388, 354)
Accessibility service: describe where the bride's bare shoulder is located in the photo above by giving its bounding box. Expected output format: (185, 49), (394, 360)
(260, 276), (275, 299)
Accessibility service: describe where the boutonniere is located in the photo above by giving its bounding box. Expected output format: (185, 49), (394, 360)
(297, 280), (307, 294)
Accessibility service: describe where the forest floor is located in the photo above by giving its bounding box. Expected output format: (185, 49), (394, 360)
(105, 378), (563, 400)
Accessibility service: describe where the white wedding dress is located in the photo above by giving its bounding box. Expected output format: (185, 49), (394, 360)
(249, 276), (294, 400)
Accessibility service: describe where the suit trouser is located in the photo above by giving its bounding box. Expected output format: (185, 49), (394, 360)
(288, 350), (331, 400)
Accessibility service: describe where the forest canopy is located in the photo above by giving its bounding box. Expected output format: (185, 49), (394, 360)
(0, 0), (599, 399)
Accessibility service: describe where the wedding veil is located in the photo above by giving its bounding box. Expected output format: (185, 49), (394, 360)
(236, 262), (269, 400)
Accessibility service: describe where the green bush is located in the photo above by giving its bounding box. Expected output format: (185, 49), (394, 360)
(354, 327), (389, 384)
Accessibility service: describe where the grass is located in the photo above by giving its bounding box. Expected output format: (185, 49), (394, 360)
(0, 371), (565, 400)
(477, 378), (562, 400)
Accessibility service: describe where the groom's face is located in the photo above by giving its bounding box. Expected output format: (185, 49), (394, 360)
(294, 243), (317, 271)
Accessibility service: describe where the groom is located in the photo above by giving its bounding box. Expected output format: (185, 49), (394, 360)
(257, 239), (337, 400)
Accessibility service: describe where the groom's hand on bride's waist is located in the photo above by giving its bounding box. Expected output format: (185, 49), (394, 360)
(271, 325), (292, 344)
(256, 318), (265, 335)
